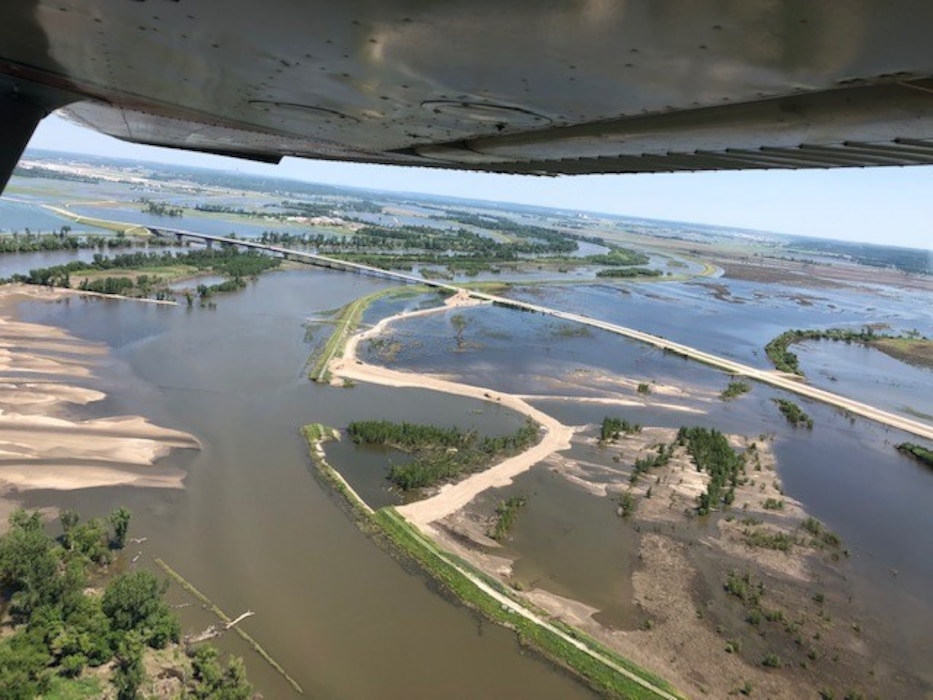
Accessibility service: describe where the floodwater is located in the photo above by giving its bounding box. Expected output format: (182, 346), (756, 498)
(14, 269), (594, 700)
(0, 198), (73, 232)
(70, 206), (284, 239)
(367, 277), (933, 689)
(5, 249), (933, 694)
(495, 463), (639, 629)
(0, 246), (193, 280)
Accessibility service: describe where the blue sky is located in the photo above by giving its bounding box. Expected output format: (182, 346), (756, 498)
(26, 114), (933, 250)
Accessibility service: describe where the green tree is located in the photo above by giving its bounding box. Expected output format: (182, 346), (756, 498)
(102, 571), (179, 649)
(109, 507), (131, 549)
(189, 645), (254, 699)
(0, 510), (63, 618)
(0, 628), (53, 699)
(112, 632), (145, 700)
(68, 518), (110, 565)
(59, 509), (80, 551)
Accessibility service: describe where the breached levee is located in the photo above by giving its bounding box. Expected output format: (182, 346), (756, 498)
(327, 293), (575, 529)
(0, 284), (199, 501)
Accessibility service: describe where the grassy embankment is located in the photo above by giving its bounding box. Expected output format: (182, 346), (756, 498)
(300, 423), (683, 700)
(41, 204), (152, 237)
(305, 285), (431, 383)
(305, 282), (511, 383)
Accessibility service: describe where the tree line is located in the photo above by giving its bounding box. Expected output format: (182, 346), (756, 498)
(5, 248), (280, 296)
(0, 231), (175, 254)
(0, 507), (254, 699)
(348, 418), (540, 491)
(140, 199), (183, 217)
(772, 398), (814, 429)
(764, 326), (925, 375)
(595, 267), (660, 278)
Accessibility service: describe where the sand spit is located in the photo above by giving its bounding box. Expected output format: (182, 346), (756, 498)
(328, 296), (576, 528)
(0, 284), (199, 512)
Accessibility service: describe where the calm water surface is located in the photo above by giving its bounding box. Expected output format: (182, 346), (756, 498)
(10, 260), (933, 693)
(16, 269), (594, 700)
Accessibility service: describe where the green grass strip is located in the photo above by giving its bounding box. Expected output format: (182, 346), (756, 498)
(153, 557), (303, 695)
(306, 285), (432, 382)
(300, 422), (682, 698)
(41, 204), (151, 237)
(372, 509), (682, 700)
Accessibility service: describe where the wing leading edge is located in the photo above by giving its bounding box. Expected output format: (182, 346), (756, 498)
(3, 1), (933, 191)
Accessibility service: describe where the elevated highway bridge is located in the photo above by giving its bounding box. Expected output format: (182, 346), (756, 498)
(150, 226), (933, 442)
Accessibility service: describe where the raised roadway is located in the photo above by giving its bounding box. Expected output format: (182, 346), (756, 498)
(151, 226), (933, 442)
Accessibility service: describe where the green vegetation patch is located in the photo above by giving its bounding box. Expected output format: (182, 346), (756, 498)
(595, 268), (661, 279)
(0, 508), (253, 699)
(743, 528), (796, 552)
(0, 231), (156, 254)
(720, 380), (751, 400)
(489, 496), (527, 541)
(585, 247), (651, 266)
(348, 418), (540, 491)
(600, 416), (642, 442)
(42, 675), (103, 700)
(6, 247), (280, 300)
(772, 398), (813, 429)
(677, 427), (744, 515)
(871, 337), (933, 369)
(268, 212), (586, 275)
(765, 327), (929, 376)
(799, 517), (845, 552)
(896, 442), (933, 468)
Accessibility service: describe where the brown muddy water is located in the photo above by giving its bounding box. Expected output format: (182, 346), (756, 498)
(14, 269), (595, 699)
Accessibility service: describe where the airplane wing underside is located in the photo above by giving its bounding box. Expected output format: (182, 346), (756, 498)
(3, 0), (933, 188)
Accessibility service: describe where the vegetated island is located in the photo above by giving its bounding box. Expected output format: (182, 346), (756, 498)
(765, 327), (932, 375)
(488, 496), (527, 541)
(4, 248), (280, 304)
(720, 380), (752, 400)
(895, 442), (933, 468)
(0, 507), (255, 699)
(772, 398), (814, 429)
(347, 418), (541, 492)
